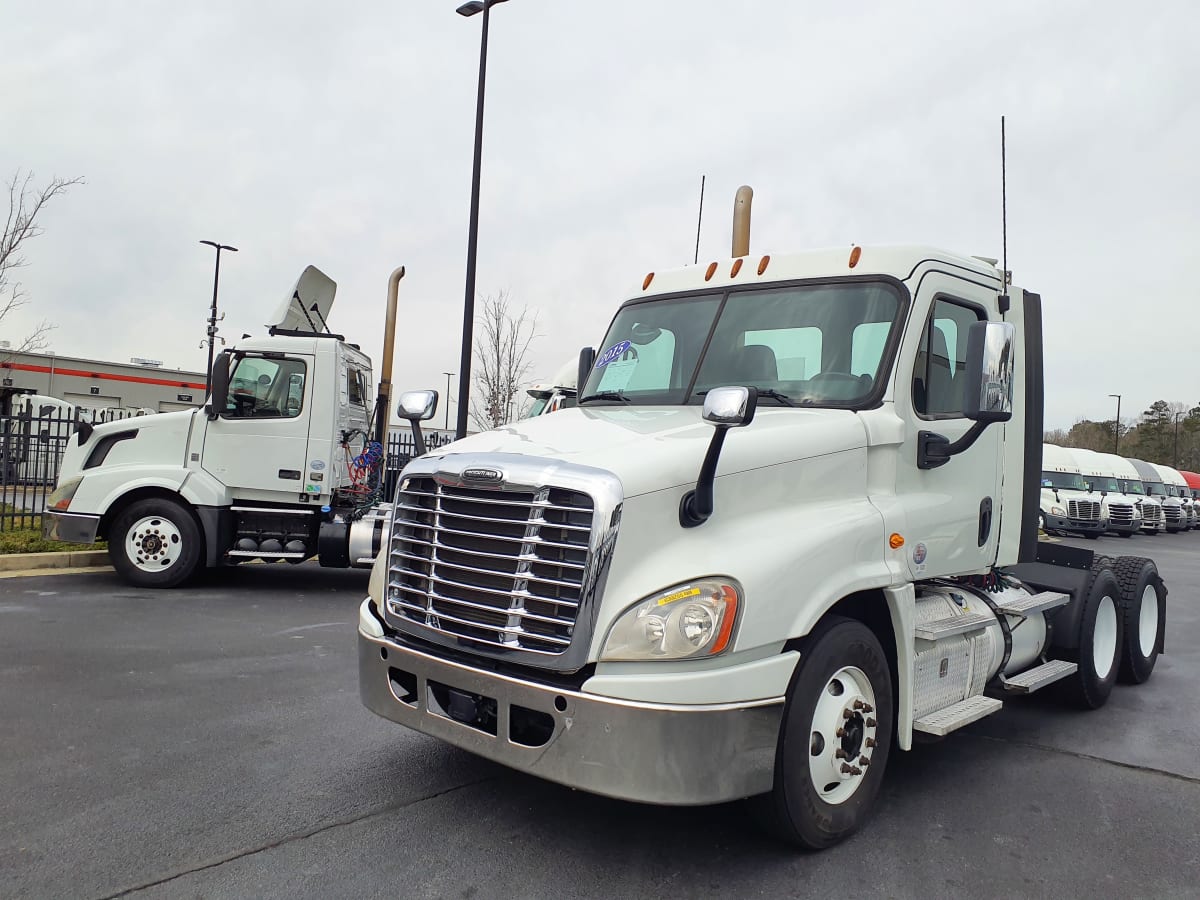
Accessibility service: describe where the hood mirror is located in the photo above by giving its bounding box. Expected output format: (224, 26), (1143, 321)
(396, 389), (439, 458)
(681, 386), (759, 528)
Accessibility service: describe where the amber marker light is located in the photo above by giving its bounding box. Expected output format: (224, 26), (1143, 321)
(730, 258), (743, 277)
(757, 255), (770, 275)
(889, 533), (905, 549)
(849, 246), (862, 268)
(642, 272), (655, 290)
(710, 584), (740, 655)
(705, 261), (718, 281)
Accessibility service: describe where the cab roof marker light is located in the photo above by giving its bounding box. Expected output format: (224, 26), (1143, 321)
(730, 258), (743, 278)
(705, 262), (718, 281)
(757, 255), (770, 275)
(642, 272), (655, 290)
(849, 246), (862, 268)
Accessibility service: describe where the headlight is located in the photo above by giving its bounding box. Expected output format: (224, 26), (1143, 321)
(1050, 505), (1066, 516)
(600, 578), (741, 662)
(47, 476), (83, 511)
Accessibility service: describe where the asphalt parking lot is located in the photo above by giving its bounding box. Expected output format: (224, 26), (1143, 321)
(3, 534), (1198, 900)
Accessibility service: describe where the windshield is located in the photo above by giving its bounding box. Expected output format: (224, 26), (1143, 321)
(580, 281), (903, 407)
(1085, 475), (1120, 492)
(1145, 482), (1168, 497)
(1119, 478), (1146, 495)
(1041, 471), (1089, 492)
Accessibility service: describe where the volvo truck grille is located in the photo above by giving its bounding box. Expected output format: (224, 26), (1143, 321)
(1108, 504), (1135, 524)
(387, 476), (594, 656)
(1067, 499), (1101, 521)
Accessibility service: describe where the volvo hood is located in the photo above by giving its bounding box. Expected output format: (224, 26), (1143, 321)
(421, 406), (867, 499)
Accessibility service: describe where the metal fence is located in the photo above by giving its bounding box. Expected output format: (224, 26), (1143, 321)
(0, 409), (459, 533)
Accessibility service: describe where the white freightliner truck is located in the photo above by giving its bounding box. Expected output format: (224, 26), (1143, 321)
(1130, 458), (1185, 533)
(523, 358), (578, 419)
(1069, 447), (1142, 537)
(1102, 451), (1164, 534)
(43, 266), (413, 587)
(358, 199), (1169, 849)
(1156, 462), (1195, 530)
(1039, 442), (1106, 538)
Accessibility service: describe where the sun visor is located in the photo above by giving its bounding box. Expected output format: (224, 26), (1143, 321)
(267, 265), (337, 334)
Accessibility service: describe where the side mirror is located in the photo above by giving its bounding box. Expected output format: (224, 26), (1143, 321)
(577, 347), (596, 399)
(962, 321), (1015, 423)
(396, 389), (438, 458)
(206, 352), (231, 420)
(702, 385), (758, 427)
(396, 390), (438, 422)
(681, 386), (758, 528)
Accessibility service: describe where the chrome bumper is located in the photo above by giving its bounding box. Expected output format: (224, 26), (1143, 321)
(359, 618), (784, 806)
(42, 510), (101, 544)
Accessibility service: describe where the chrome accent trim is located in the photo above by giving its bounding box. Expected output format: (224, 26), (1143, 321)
(384, 452), (623, 673)
(358, 629), (783, 805)
(229, 506), (313, 516)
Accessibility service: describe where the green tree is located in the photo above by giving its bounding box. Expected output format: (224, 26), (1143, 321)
(1132, 400), (1172, 464)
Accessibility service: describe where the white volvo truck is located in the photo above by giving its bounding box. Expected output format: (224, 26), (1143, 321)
(1039, 443), (1106, 538)
(358, 200), (1168, 849)
(1070, 447), (1142, 537)
(43, 266), (414, 587)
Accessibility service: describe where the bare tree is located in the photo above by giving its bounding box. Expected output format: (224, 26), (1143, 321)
(470, 291), (539, 430)
(1, 170), (83, 357)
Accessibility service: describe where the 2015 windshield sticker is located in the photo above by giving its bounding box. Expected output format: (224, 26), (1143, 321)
(595, 340), (632, 369)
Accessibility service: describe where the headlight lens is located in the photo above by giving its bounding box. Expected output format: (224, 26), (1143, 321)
(600, 578), (741, 661)
(1050, 505), (1066, 516)
(47, 476), (83, 511)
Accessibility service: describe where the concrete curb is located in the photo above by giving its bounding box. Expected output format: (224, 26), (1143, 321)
(0, 549), (110, 572)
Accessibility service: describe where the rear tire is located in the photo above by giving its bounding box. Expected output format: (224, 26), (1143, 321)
(109, 498), (203, 588)
(1113, 556), (1166, 684)
(1057, 567), (1123, 709)
(753, 617), (893, 850)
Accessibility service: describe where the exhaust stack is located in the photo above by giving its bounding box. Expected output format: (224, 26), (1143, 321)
(374, 266), (406, 445)
(732, 185), (753, 258)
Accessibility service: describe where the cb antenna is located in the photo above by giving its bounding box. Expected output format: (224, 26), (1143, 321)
(693, 175), (706, 264)
(1000, 116), (1010, 313)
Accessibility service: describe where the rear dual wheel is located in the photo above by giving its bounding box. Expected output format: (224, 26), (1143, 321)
(1112, 556), (1165, 684)
(1058, 566), (1123, 709)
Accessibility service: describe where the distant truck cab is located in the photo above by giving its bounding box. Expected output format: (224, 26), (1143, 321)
(1039, 443), (1106, 537)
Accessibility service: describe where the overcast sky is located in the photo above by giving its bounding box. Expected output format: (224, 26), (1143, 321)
(3, 0), (1197, 429)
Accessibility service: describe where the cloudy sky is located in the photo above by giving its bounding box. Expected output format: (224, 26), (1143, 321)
(3, 0), (1197, 430)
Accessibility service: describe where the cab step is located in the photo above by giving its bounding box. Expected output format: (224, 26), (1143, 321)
(913, 695), (1002, 736)
(994, 590), (1070, 618)
(999, 659), (1078, 694)
(914, 611), (993, 642)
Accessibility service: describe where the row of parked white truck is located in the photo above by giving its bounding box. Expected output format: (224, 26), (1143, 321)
(1040, 443), (1199, 537)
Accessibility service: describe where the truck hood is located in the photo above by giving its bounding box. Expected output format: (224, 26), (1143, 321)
(63, 409), (197, 478)
(422, 406), (868, 498)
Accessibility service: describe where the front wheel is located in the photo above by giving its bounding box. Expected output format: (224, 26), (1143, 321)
(753, 617), (893, 850)
(109, 498), (203, 588)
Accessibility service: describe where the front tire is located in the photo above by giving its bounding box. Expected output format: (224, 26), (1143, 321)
(109, 498), (203, 588)
(754, 618), (893, 850)
(1113, 556), (1166, 684)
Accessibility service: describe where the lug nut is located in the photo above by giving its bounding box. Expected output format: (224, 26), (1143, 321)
(866, 717), (877, 728)
(836, 727), (846, 738)
(840, 763), (854, 774)
(853, 700), (864, 710)
(850, 766), (863, 776)
(859, 755), (870, 766)
(865, 737), (876, 748)
(843, 709), (853, 720)
(835, 749), (847, 759)
(863, 703), (874, 713)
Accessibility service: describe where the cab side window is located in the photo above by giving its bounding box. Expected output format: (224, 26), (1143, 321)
(913, 299), (982, 417)
(225, 356), (307, 418)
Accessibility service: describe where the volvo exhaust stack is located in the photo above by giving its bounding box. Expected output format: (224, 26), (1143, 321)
(375, 266), (406, 445)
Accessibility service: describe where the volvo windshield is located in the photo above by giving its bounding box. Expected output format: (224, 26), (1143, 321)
(579, 281), (903, 408)
(1041, 471), (1089, 492)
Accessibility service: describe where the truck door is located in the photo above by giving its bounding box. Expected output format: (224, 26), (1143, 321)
(894, 275), (1005, 578)
(201, 353), (314, 497)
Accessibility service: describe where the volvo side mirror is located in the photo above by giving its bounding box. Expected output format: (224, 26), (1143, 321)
(206, 352), (231, 420)
(963, 321), (1015, 423)
(680, 386), (758, 528)
(396, 390), (438, 457)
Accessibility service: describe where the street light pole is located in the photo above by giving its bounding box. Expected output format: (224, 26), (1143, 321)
(200, 240), (238, 391)
(1174, 412), (1184, 467)
(454, 0), (509, 440)
(443, 371), (455, 431)
(1109, 393), (1122, 453)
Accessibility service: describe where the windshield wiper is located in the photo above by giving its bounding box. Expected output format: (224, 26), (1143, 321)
(579, 390), (631, 403)
(697, 388), (797, 407)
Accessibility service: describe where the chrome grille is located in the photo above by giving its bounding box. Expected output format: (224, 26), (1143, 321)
(1107, 503), (1135, 524)
(387, 476), (593, 655)
(1143, 504), (1162, 523)
(1164, 505), (1183, 524)
(1067, 499), (1101, 521)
